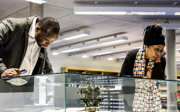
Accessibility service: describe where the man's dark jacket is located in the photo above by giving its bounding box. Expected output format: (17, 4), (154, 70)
(0, 16), (53, 75)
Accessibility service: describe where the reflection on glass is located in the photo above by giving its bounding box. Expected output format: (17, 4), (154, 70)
(133, 79), (162, 111)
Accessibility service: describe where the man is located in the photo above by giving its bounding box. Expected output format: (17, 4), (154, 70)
(0, 16), (60, 78)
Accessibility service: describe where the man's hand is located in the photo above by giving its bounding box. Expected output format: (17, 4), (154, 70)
(1, 68), (20, 78)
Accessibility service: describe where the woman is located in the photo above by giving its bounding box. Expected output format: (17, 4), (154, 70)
(120, 24), (166, 111)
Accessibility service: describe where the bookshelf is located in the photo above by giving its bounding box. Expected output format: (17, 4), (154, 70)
(61, 67), (120, 76)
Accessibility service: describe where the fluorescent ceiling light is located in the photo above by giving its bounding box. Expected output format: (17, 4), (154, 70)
(61, 48), (81, 53)
(74, 7), (179, 16)
(82, 55), (88, 58)
(175, 12), (180, 15)
(25, 0), (47, 4)
(130, 12), (165, 15)
(101, 38), (127, 46)
(55, 36), (128, 54)
(53, 30), (90, 44)
(94, 53), (127, 61)
(63, 30), (90, 40)
(52, 52), (59, 56)
(68, 42), (143, 57)
(82, 36), (128, 49)
(75, 11), (165, 15)
(107, 58), (114, 60)
(75, 11), (127, 15)
(92, 52), (112, 56)
(53, 39), (62, 44)
(63, 34), (88, 40)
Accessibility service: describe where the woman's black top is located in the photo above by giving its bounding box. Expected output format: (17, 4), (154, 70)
(120, 49), (166, 79)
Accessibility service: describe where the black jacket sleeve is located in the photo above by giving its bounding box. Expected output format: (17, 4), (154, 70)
(151, 57), (166, 79)
(0, 18), (16, 74)
(120, 49), (138, 77)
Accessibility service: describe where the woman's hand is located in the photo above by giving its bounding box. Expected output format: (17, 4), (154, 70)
(146, 69), (152, 78)
(155, 48), (166, 63)
(161, 47), (166, 57)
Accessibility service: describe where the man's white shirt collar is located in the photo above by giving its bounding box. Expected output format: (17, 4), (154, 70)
(28, 17), (38, 39)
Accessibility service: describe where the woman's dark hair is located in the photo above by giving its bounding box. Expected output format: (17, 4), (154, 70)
(38, 17), (60, 36)
(143, 24), (165, 46)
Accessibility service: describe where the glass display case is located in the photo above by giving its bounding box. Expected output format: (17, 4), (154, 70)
(0, 73), (179, 112)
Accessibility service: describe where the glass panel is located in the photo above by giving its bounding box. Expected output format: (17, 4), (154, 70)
(0, 73), (65, 112)
(65, 73), (180, 112)
(0, 73), (179, 112)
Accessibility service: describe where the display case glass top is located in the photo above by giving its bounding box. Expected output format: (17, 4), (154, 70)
(0, 73), (179, 112)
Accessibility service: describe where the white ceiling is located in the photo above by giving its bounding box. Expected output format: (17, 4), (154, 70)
(1, 0), (180, 61)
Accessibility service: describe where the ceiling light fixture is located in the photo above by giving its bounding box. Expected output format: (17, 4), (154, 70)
(53, 30), (90, 44)
(82, 55), (88, 58)
(92, 52), (112, 56)
(61, 48), (81, 53)
(52, 52), (59, 56)
(63, 30), (90, 40)
(25, 0), (47, 4)
(107, 58), (114, 60)
(74, 7), (128, 15)
(68, 41), (143, 57)
(175, 12), (180, 15)
(74, 7), (180, 16)
(130, 12), (165, 15)
(101, 37), (127, 46)
(81, 36), (128, 49)
(75, 11), (127, 15)
(55, 36), (128, 54)
(94, 53), (127, 61)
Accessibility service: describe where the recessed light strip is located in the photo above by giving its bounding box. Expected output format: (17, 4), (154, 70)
(25, 0), (47, 4)
(59, 36), (128, 53)
(74, 7), (179, 16)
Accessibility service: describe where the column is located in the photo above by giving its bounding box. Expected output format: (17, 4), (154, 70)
(30, 3), (43, 17)
(166, 30), (177, 112)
